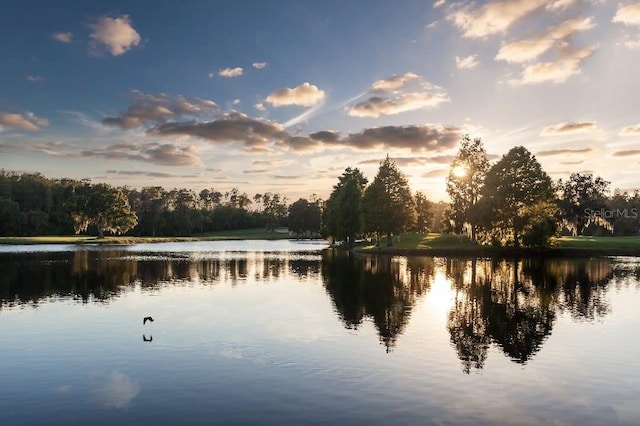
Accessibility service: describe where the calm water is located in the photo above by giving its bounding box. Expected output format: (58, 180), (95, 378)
(1, 241), (639, 425)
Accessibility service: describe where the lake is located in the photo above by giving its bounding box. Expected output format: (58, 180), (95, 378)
(1, 240), (639, 425)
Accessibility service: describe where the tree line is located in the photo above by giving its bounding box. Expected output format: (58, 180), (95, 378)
(323, 136), (640, 248)
(1, 135), (638, 245)
(0, 171), (297, 237)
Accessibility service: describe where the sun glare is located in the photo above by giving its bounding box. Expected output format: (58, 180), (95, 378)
(426, 271), (455, 318)
(452, 165), (467, 178)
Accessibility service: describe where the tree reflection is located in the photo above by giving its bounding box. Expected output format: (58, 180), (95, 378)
(322, 250), (434, 351)
(0, 251), (322, 309)
(446, 257), (614, 373)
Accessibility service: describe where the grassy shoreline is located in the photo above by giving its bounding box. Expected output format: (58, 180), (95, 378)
(2, 231), (640, 256)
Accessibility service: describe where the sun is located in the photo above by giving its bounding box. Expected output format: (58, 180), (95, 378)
(452, 165), (467, 178)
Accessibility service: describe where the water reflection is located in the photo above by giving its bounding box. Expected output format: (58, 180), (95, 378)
(321, 251), (435, 351)
(0, 251), (322, 309)
(320, 252), (629, 372)
(0, 248), (632, 373)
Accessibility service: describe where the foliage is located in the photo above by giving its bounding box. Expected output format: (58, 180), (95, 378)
(446, 135), (489, 241)
(323, 168), (368, 248)
(288, 198), (322, 237)
(68, 182), (138, 238)
(413, 191), (433, 233)
(361, 156), (416, 246)
(479, 146), (554, 247)
(556, 173), (611, 235)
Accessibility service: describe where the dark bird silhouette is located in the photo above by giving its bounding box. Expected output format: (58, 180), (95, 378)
(143, 334), (153, 342)
(143, 316), (154, 325)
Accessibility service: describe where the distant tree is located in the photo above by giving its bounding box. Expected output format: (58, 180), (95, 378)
(608, 189), (640, 236)
(69, 183), (137, 238)
(557, 173), (610, 235)
(361, 157), (416, 246)
(446, 135), (489, 242)
(479, 146), (555, 247)
(262, 192), (288, 231)
(323, 168), (368, 248)
(430, 201), (450, 233)
(413, 191), (433, 233)
(288, 198), (322, 238)
(0, 198), (21, 235)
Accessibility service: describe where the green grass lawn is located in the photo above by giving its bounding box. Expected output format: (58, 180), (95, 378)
(355, 233), (640, 253)
(356, 233), (475, 251)
(555, 235), (640, 250)
(0, 228), (296, 245)
(198, 228), (293, 240)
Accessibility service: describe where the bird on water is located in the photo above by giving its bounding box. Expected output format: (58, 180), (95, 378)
(143, 316), (154, 325)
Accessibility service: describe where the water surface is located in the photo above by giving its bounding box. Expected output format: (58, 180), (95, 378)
(1, 241), (638, 425)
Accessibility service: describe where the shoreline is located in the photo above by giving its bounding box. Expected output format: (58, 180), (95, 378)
(350, 246), (640, 258)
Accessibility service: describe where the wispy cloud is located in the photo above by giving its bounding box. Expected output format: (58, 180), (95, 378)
(495, 17), (595, 64)
(510, 46), (595, 85)
(613, 149), (640, 157)
(52, 32), (73, 43)
(371, 72), (421, 92)
(541, 121), (597, 135)
(448, 0), (553, 39)
(252, 62), (267, 69)
(89, 15), (142, 56)
(347, 73), (449, 117)
(620, 124), (640, 136)
(536, 147), (592, 156)
(455, 54), (479, 69)
(0, 112), (49, 131)
(101, 91), (219, 129)
(25, 75), (44, 83)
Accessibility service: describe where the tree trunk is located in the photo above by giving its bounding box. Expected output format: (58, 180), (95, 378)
(97, 225), (104, 239)
(386, 232), (393, 246)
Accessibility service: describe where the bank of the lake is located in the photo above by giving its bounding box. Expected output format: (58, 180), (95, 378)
(352, 233), (640, 257)
(0, 228), (294, 245)
(3, 231), (640, 257)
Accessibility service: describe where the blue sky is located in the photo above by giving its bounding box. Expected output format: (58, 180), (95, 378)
(1, 0), (640, 201)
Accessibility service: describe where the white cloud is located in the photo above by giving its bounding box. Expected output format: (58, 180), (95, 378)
(52, 32), (73, 43)
(433, 0), (446, 8)
(89, 15), (141, 56)
(510, 46), (595, 85)
(347, 73), (449, 117)
(25, 75), (43, 83)
(371, 72), (420, 91)
(252, 62), (267, 69)
(0, 112), (49, 131)
(546, 0), (578, 12)
(448, 0), (553, 38)
(455, 54), (479, 69)
(101, 91), (219, 129)
(495, 17), (595, 64)
(232, 99), (241, 105)
(218, 67), (243, 78)
(620, 124), (640, 136)
(265, 82), (326, 107)
(612, 3), (640, 26)
(254, 103), (266, 111)
(541, 121), (597, 135)
(348, 92), (450, 118)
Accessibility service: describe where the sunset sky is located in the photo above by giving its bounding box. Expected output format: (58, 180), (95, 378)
(1, 0), (640, 202)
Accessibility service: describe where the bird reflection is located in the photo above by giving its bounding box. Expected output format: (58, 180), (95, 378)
(143, 334), (153, 342)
